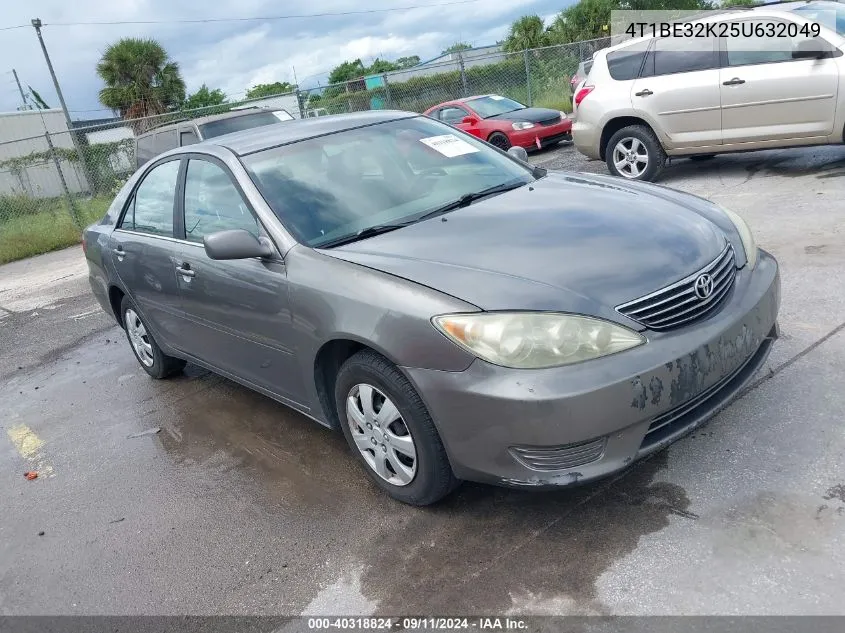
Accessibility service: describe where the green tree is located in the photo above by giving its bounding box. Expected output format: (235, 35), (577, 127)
(96, 38), (186, 122)
(245, 81), (295, 98)
(367, 58), (400, 74)
(442, 42), (472, 55)
(396, 55), (421, 69)
(184, 84), (226, 110)
(547, 0), (620, 44)
(719, 0), (756, 6)
(328, 59), (367, 84)
(503, 15), (549, 52)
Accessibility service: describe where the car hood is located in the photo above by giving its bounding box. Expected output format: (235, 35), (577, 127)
(490, 107), (562, 123)
(324, 172), (728, 326)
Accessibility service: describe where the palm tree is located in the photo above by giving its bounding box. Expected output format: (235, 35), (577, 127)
(503, 15), (549, 53)
(96, 38), (186, 132)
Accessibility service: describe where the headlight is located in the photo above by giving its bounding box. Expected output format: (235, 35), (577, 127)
(511, 121), (535, 130)
(718, 205), (758, 269)
(432, 312), (645, 369)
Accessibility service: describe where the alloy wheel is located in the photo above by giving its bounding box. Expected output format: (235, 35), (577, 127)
(613, 137), (649, 179)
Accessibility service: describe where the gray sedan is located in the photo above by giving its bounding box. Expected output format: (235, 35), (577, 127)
(83, 110), (780, 505)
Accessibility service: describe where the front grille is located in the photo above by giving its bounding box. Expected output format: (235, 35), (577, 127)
(538, 115), (562, 126)
(510, 437), (606, 472)
(616, 244), (736, 331)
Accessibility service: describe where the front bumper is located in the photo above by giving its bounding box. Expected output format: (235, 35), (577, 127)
(510, 120), (573, 150)
(404, 250), (780, 488)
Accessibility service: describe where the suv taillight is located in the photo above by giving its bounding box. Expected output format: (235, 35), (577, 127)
(81, 236), (87, 255)
(574, 86), (594, 107)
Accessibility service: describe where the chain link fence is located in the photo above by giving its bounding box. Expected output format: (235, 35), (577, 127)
(0, 36), (610, 263)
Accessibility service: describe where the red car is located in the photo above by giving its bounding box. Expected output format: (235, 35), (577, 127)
(423, 94), (572, 152)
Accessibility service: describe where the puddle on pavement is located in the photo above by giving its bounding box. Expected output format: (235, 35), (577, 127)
(355, 451), (692, 614)
(150, 368), (362, 509)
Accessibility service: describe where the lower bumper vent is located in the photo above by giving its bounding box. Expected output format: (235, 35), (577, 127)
(510, 437), (606, 472)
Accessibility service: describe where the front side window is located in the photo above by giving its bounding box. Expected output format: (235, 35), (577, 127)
(183, 159), (259, 243)
(243, 116), (535, 248)
(119, 159), (179, 237)
(645, 36), (717, 76)
(463, 96), (525, 118)
(439, 106), (469, 124)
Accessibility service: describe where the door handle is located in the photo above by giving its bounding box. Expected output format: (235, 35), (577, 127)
(112, 246), (125, 261)
(723, 77), (745, 86)
(634, 89), (653, 97)
(175, 264), (195, 278)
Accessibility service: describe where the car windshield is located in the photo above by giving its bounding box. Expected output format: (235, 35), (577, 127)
(465, 95), (526, 118)
(791, 2), (845, 34)
(242, 116), (535, 248)
(199, 111), (293, 138)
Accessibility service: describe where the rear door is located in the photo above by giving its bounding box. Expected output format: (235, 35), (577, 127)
(110, 158), (184, 345)
(630, 35), (722, 148)
(719, 17), (839, 144)
(173, 156), (303, 402)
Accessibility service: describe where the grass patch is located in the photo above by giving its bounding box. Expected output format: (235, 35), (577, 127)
(0, 196), (111, 264)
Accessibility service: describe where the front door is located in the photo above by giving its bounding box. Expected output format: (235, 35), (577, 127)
(630, 35), (722, 149)
(174, 156), (303, 403)
(438, 105), (478, 137)
(720, 18), (839, 145)
(109, 158), (184, 346)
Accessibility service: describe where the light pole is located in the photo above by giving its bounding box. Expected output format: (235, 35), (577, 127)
(31, 17), (90, 192)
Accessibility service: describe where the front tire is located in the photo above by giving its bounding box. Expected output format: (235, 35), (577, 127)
(120, 296), (185, 379)
(334, 349), (458, 506)
(605, 124), (665, 182)
(487, 132), (512, 151)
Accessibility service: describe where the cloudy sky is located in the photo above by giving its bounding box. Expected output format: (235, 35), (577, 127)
(0, 0), (571, 120)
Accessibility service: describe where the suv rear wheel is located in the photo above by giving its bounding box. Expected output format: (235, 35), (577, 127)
(605, 125), (665, 182)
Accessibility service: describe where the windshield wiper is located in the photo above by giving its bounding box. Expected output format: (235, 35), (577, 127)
(316, 223), (410, 249)
(415, 180), (528, 221)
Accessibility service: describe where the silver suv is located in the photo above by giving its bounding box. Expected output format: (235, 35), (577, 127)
(572, 1), (845, 181)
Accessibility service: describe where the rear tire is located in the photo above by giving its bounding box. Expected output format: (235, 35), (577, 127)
(335, 349), (458, 506)
(120, 296), (185, 379)
(605, 125), (665, 182)
(487, 132), (512, 151)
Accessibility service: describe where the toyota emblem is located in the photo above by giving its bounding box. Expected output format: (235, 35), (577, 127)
(694, 273), (714, 299)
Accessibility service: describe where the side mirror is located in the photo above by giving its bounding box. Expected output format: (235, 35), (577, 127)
(461, 115), (479, 125)
(507, 146), (529, 162)
(792, 37), (830, 60)
(203, 229), (274, 260)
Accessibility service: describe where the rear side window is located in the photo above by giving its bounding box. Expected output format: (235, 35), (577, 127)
(198, 111), (290, 138)
(119, 159), (180, 237)
(606, 40), (650, 80)
(180, 130), (199, 146)
(135, 134), (157, 167)
(155, 129), (178, 153)
(644, 36), (717, 76)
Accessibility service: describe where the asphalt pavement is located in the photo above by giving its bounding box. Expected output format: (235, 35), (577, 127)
(1, 143), (844, 616)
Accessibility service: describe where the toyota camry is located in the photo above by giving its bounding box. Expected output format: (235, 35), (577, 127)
(83, 110), (780, 505)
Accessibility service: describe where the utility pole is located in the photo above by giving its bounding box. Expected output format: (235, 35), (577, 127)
(31, 18), (91, 192)
(12, 69), (29, 110)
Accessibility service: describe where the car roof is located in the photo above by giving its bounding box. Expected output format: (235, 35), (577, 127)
(197, 109), (419, 156)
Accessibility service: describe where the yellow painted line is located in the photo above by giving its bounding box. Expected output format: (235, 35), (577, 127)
(7, 423), (55, 477)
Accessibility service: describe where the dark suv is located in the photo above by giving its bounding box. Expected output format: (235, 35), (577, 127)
(134, 108), (294, 169)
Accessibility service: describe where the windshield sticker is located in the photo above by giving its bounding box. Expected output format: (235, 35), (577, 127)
(419, 134), (480, 158)
(489, 95), (505, 100)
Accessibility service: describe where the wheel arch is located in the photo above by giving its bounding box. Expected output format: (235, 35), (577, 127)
(599, 116), (655, 161)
